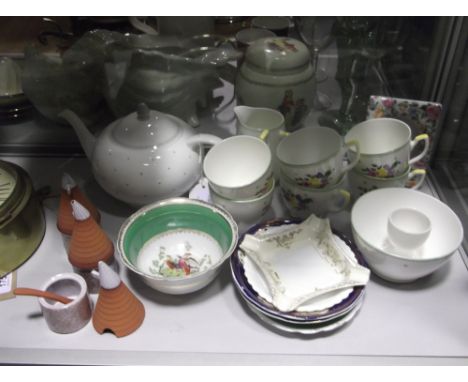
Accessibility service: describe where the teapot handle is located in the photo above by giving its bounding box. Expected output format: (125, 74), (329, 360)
(186, 134), (223, 149)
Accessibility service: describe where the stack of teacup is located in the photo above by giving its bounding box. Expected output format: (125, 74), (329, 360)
(276, 126), (358, 219)
(203, 135), (275, 225)
(344, 118), (429, 201)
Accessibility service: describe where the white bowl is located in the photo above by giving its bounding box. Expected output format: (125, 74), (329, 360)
(351, 188), (463, 283)
(117, 198), (238, 294)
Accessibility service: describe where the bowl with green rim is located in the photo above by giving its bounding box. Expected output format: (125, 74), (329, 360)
(117, 197), (238, 294)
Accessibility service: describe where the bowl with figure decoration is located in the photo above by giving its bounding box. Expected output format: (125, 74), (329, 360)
(117, 198), (238, 294)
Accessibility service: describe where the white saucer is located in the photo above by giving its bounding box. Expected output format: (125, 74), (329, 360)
(246, 292), (365, 335)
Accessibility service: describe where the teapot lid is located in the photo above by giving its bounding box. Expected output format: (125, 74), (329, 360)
(112, 104), (185, 148)
(244, 37), (310, 71)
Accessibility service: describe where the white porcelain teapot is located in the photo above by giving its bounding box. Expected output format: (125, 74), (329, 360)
(59, 104), (222, 206)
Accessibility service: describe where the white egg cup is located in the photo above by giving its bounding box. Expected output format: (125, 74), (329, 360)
(387, 208), (432, 250)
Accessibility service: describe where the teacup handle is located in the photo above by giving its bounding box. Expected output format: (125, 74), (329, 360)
(342, 140), (360, 173)
(259, 129), (270, 141)
(408, 134), (429, 166)
(328, 189), (351, 213)
(407, 169), (426, 189)
(259, 129), (290, 141)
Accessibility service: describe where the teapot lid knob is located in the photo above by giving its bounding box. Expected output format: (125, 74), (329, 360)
(136, 103), (150, 121)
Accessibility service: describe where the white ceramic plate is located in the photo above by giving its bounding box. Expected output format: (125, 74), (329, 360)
(231, 219), (368, 324)
(243, 223), (355, 312)
(239, 215), (370, 312)
(246, 292), (364, 335)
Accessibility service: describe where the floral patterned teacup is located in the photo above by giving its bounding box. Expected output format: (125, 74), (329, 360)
(276, 126), (360, 189)
(345, 118), (429, 178)
(348, 166), (426, 202)
(279, 171), (350, 219)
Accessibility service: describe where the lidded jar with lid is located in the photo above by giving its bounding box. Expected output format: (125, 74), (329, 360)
(235, 37), (315, 131)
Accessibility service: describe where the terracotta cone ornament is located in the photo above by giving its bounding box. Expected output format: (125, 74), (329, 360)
(68, 200), (114, 270)
(68, 200), (114, 293)
(57, 173), (101, 235)
(93, 261), (145, 337)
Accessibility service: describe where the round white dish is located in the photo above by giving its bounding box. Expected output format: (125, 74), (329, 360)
(239, 215), (369, 312)
(246, 293), (364, 335)
(230, 218), (368, 324)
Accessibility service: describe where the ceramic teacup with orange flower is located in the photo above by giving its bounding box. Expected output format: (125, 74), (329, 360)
(345, 118), (429, 179)
(276, 126), (360, 189)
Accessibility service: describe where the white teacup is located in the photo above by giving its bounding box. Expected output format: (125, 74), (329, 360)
(387, 208), (432, 250)
(345, 118), (429, 178)
(203, 135), (273, 200)
(279, 172), (350, 218)
(348, 166), (426, 201)
(276, 126), (360, 189)
(210, 178), (275, 225)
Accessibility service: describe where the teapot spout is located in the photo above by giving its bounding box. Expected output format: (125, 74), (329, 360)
(59, 109), (96, 159)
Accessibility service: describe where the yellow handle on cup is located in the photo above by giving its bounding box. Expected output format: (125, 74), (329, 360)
(407, 168), (426, 189)
(259, 129), (270, 141)
(329, 190), (351, 213)
(409, 133), (430, 166)
(414, 133), (429, 142)
(260, 129), (289, 142)
(339, 190), (351, 210)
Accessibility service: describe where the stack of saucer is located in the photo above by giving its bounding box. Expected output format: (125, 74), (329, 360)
(231, 216), (370, 335)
